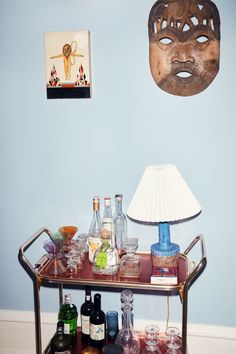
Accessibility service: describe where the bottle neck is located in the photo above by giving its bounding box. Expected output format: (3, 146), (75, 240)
(115, 199), (122, 214)
(122, 308), (133, 330)
(94, 294), (101, 311)
(104, 205), (112, 218)
(64, 294), (71, 305)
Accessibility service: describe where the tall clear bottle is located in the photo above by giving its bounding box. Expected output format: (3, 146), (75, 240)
(114, 194), (127, 256)
(115, 290), (140, 354)
(58, 294), (78, 346)
(88, 196), (102, 262)
(92, 197), (119, 275)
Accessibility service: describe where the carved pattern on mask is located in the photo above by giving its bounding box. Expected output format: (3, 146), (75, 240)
(148, 0), (220, 96)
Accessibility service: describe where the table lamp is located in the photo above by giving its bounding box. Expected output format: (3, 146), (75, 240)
(126, 165), (201, 268)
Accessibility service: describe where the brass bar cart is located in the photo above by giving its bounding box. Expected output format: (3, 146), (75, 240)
(18, 228), (207, 354)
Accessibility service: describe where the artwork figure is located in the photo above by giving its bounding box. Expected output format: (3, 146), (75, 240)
(75, 64), (87, 86)
(148, 0), (220, 96)
(48, 65), (61, 87)
(50, 41), (84, 80)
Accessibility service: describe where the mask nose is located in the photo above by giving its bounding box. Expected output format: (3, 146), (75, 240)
(171, 43), (195, 64)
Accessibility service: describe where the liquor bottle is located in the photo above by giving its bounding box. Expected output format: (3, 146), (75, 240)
(80, 286), (95, 344)
(58, 294), (78, 345)
(50, 321), (71, 354)
(89, 293), (106, 350)
(88, 196), (102, 262)
(113, 194), (127, 256)
(101, 197), (114, 244)
(93, 197), (119, 275)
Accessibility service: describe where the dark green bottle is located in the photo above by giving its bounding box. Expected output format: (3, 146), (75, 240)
(58, 293), (78, 345)
(50, 321), (71, 354)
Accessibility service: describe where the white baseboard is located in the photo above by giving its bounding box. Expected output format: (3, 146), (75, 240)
(0, 310), (235, 354)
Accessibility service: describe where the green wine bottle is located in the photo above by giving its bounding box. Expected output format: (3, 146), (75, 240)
(50, 321), (71, 354)
(58, 293), (78, 345)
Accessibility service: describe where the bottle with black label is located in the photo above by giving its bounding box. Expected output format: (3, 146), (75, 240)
(80, 286), (95, 344)
(50, 321), (71, 354)
(89, 293), (106, 350)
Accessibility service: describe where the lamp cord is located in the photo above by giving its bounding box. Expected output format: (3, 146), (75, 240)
(166, 295), (170, 330)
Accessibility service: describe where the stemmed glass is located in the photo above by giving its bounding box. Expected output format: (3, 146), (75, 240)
(165, 327), (182, 354)
(44, 231), (66, 276)
(58, 225), (78, 253)
(142, 325), (162, 354)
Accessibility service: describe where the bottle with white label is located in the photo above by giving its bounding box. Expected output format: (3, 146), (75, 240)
(88, 196), (102, 262)
(89, 293), (106, 350)
(58, 294), (78, 346)
(80, 286), (94, 344)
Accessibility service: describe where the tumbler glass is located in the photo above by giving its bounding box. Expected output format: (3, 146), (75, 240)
(106, 310), (119, 340)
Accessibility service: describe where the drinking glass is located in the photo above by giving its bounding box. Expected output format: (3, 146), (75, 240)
(165, 327), (182, 354)
(106, 311), (119, 340)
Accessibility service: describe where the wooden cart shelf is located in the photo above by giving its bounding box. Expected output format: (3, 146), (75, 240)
(18, 228), (207, 354)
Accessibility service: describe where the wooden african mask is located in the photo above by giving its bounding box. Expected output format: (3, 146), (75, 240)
(148, 0), (220, 96)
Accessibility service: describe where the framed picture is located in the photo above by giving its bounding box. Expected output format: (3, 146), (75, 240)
(44, 31), (91, 99)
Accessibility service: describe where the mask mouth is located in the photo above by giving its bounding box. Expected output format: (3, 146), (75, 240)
(176, 71), (192, 78)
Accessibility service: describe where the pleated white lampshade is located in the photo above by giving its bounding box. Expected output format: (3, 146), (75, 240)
(127, 164), (201, 223)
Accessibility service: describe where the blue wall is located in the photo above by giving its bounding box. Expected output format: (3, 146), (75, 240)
(1, 0), (236, 328)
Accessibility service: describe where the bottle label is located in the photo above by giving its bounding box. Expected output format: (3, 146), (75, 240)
(90, 323), (105, 341)
(64, 323), (70, 335)
(81, 315), (90, 335)
(88, 236), (102, 262)
(54, 351), (71, 354)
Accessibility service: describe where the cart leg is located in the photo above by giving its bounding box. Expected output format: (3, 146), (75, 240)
(59, 283), (63, 307)
(33, 278), (42, 354)
(182, 286), (188, 354)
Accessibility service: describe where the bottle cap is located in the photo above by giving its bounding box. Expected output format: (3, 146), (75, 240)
(102, 344), (124, 354)
(82, 347), (100, 354)
(104, 197), (111, 206)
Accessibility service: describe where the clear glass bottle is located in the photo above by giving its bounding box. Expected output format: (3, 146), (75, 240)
(115, 290), (140, 354)
(92, 227), (119, 275)
(92, 197), (119, 275)
(58, 294), (78, 346)
(50, 321), (71, 354)
(88, 196), (102, 262)
(101, 197), (114, 244)
(120, 238), (141, 278)
(80, 286), (94, 344)
(141, 325), (161, 354)
(114, 194), (127, 256)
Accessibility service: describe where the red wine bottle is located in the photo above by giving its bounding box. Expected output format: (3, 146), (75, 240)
(80, 286), (95, 344)
(89, 293), (106, 350)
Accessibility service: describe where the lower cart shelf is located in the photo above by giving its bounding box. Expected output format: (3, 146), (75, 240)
(44, 329), (182, 354)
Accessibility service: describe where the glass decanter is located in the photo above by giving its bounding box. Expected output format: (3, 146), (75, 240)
(120, 238), (141, 278)
(115, 289), (140, 354)
(141, 325), (161, 354)
(165, 327), (182, 354)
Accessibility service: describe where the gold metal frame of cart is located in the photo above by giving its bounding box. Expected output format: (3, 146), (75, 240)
(18, 228), (207, 354)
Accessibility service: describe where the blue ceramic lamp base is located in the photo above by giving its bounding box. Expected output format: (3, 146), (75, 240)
(151, 222), (180, 267)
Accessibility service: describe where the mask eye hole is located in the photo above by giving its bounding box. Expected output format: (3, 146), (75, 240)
(159, 37), (173, 45)
(196, 35), (209, 43)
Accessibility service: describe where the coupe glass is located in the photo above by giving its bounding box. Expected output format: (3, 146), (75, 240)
(58, 225), (78, 253)
(165, 327), (182, 354)
(142, 325), (161, 354)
